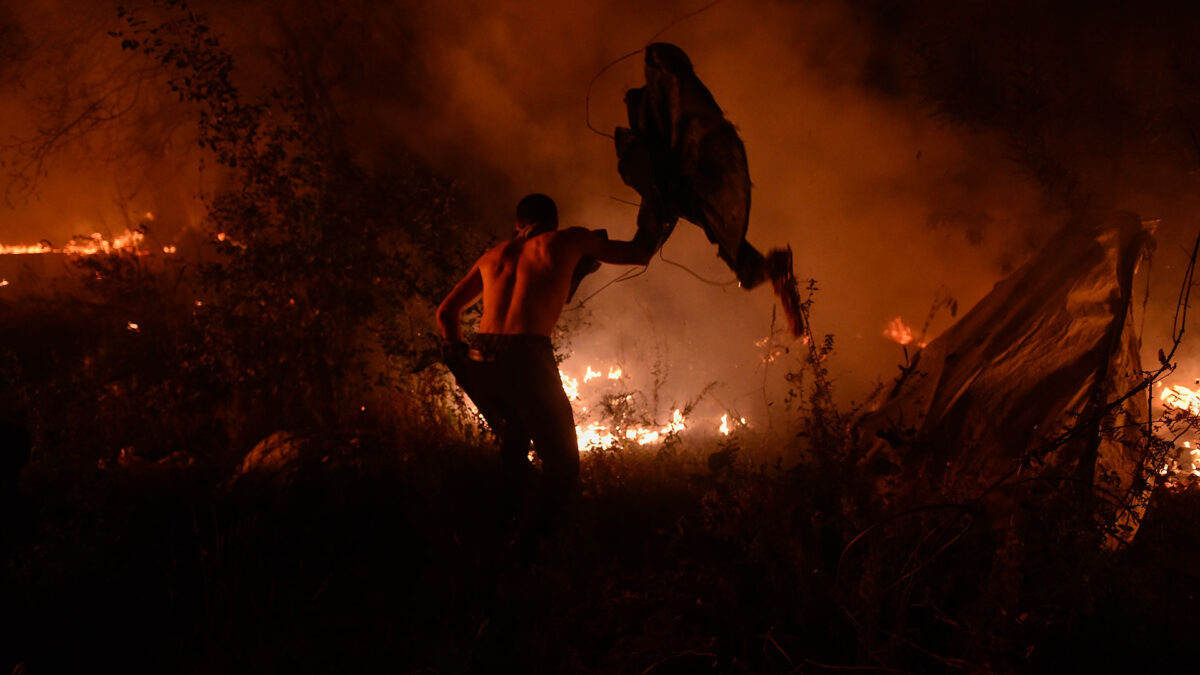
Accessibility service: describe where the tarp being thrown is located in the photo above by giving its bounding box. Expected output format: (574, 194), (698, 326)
(857, 211), (1154, 542)
(611, 43), (805, 337)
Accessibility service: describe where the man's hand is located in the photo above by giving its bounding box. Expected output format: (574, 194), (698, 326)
(437, 264), (484, 344)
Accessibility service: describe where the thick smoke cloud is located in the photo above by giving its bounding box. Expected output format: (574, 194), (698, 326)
(5, 0), (1200, 428)
(371, 0), (1052, 422)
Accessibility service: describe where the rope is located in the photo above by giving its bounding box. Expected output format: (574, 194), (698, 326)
(658, 248), (738, 287)
(585, 48), (641, 140)
(646, 0), (725, 43)
(569, 264), (648, 309)
(584, 0), (728, 140)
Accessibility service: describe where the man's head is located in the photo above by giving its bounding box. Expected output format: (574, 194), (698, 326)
(514, 193), (558, 239)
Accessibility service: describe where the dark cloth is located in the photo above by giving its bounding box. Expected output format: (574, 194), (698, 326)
(446, 334), (579, 532)
(615, 42), (766, 288)
(612, 43), (807, 336)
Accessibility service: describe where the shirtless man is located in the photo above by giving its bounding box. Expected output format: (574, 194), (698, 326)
(437, 193), (657, 535)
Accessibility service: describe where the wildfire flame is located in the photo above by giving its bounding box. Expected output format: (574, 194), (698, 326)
(575, 408), (688, 451)
(719, 413), (747, 436)
(1161, 384), (1200, 416)
(558, 362), (743, 452)
(559, 372), (580, 401)
(0, 229), (152, 257)
(1156, 382), (1200, 483)
(883, 316), (926, 347)
(0, 241), (53, 255)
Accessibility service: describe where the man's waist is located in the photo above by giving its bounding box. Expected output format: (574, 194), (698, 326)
(468, 333), (554, 362)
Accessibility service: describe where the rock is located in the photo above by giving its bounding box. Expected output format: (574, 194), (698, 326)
(226, 431), (313, 489)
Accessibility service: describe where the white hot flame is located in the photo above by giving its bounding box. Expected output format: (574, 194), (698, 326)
(718, 413), (747, 436)
(555, 361), (750, 452)
(1161, 384), (1200, 416)
(559, 371), (580, 401)
(1156, 382), (1200, 482)
(0, 230), (148, 257)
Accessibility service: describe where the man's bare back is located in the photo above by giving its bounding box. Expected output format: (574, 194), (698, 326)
(438, 219), (654, 342)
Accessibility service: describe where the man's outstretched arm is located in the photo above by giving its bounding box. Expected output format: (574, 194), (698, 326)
(436, 264), (483, 344)
(584, 192), (664, 266)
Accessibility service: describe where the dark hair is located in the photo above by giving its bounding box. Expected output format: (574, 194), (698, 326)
(515, 193), (558, 235)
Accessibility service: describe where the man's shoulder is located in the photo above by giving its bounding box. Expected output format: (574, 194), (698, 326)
(553, 226), (594, 238)
(478, 238), (519, 266)
(546, 227), (603, 247)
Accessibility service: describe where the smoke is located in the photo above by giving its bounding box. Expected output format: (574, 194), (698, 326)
(6, 0), (1200, 427)
(362, 0), (1054, 421)
(0, 0), (205, 251)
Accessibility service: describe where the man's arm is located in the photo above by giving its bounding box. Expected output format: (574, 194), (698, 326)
(583, 193), (664, 266)
(436, 264), (483, 343)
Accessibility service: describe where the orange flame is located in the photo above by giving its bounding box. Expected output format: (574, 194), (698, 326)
(558, 361), (745, 452)
(1161, 384), (1200, 416)
(719, 413), (747, 436)
(0, 230), (148, 257)
(1156, 382), (1200, 485)
(883, 316), (927, 348)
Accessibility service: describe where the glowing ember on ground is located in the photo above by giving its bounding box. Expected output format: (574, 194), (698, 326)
(883, 316), (926, 347)
(126, 322), (140, 332)
(0, 279), (8, 287)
